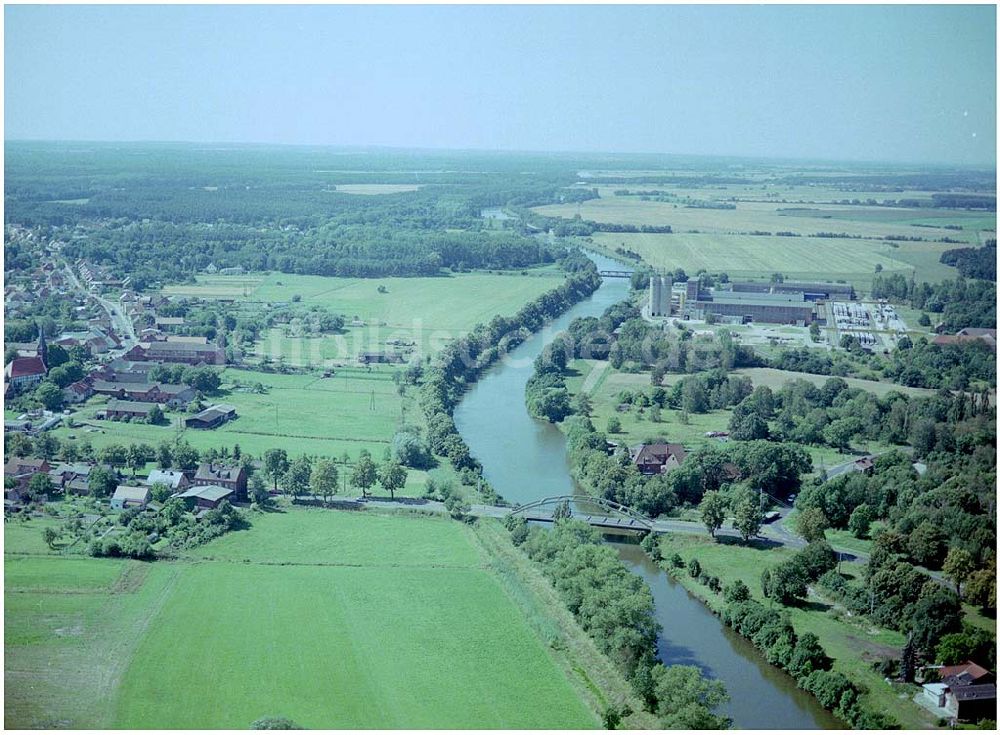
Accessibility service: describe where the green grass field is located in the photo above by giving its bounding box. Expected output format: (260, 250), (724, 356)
(589, 232), (929, 292)
(535, 191), (991, 243)
(164, 271), (563, 332)
(653, 533), (937, 729)
(53, 367), (408, 460)
(535, 191), (993, 292)
(5, 509), (597, 729)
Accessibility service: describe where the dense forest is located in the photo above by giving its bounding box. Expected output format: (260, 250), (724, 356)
(939, 240), (997, 280)
(4, 143), (603, 287)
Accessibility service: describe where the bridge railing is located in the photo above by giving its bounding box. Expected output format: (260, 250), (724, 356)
(509, 494), (654, 530)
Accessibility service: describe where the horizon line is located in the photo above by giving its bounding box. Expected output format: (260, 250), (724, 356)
(5, 137), (996, 171)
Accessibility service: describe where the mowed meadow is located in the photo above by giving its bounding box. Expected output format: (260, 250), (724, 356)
(163, 269), (565, 366)
(5, 510), (597, 730)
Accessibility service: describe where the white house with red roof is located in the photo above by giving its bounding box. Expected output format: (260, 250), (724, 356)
(4, 330), (48, 395)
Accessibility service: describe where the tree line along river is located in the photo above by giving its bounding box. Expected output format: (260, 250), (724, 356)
(453, 250), (841, 729)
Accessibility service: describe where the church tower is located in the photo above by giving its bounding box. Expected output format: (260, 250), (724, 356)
(37, 327), (47, 369)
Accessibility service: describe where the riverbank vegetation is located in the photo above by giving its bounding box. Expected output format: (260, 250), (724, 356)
(416, 249), (602, 502)
(652, 533), (935, 728)
(505, 517), (731, 728)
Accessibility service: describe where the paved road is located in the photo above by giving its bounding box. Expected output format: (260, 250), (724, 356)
(62, 261), (137, 356)
(317, 496), (802, 545)
(350, 495), (950, 588)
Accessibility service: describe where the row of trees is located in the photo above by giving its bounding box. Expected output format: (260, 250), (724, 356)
(510, 519), (730, 729)
(256, 448), (408, 501)
(661, 551), (895, 729)
(418, 251), (603, 496)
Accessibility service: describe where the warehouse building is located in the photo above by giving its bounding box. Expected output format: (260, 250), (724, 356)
(689, 290), (817, 325)
(729, 280), (855, 301)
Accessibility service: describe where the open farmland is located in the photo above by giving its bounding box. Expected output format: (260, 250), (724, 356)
(590, 232), (924, 291)
(5, 510), (597, 730)
(164, 271), (563, 331)
(536, 187), (995, 291)
(165, 270), (565, 365)
(541, 186), (993, 241)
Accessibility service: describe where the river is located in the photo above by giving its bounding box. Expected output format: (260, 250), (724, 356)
(453, 250), (840, 729)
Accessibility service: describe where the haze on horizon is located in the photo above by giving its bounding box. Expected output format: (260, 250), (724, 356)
(4, 3), (997, 166)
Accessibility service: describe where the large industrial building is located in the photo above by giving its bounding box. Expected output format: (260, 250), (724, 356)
(690, 290), (817, 325)
(647, 275), (851, 325)
(729, 280), (855, 301)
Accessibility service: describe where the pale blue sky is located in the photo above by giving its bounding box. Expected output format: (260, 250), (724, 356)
(5, 4), (996, 165)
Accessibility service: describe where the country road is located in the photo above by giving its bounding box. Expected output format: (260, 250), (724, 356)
(312, 494), (951, 588)
(62, 261), (137, 355)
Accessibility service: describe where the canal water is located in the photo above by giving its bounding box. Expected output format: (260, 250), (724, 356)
(453, 251), (839, 729)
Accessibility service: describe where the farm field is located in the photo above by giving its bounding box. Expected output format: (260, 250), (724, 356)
(536, 190), (992, 243)
(652, 533), (937, 729)
(588, 232), (934, 292)
(166, 270), (565, 365)
(5, 509), (597, 730)
(535, 189), (994, 291)
(163, 271), (563, 332)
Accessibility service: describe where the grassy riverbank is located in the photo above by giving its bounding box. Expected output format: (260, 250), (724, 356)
(651, 533), (939, 729)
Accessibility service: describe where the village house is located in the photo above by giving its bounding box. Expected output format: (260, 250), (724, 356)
(192, 462), (247, 499)
(91, 380), (195, 407)
(4, 457), (51, 493)
(98, 358), (159, 383)
(93, 380), (161, 402)
(357, 351), (405, 365)
(47, 462), (98, 496)
(154, 383), (197, 408)
(111, 484), (152, 510)
(4, 330), (48, 395)
(143, 469), (190, 492)
(174, 484), (235, 509)
(629, 443), (687, 475)
(921, 661), (996, 722)
(63, 379), (95, 404)
(100, 399), (160, 422)
(154, 316), (186, 332)
(126, 340), (225, 365)
(185, 404), (238, 430)
(932, 328), (998, 352)
(2, 356), (45, 394)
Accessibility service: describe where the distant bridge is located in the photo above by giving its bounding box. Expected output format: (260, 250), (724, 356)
(599, 270), (633, 279)
(509, 494), (654, 532)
